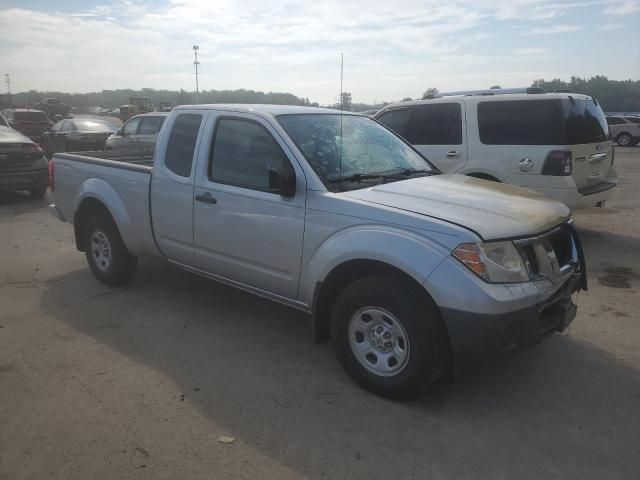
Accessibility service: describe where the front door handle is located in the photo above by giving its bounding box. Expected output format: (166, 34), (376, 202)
(195, 192), (217, 204)
(446, 150), (460, 159)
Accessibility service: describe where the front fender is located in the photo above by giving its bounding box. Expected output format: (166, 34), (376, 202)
(301, 225), (452, 305)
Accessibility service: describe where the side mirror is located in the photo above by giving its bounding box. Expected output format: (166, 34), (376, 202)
(268, 167), (296, 197)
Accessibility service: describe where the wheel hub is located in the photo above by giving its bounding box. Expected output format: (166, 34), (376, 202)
(348, 307), (410, 377)
(91, 230), (112, 272)
(369, 325), (394, 353)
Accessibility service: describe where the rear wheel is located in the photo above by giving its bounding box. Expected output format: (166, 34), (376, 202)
(331, 274), (449, 399)
(29, 187), (47, 198)
(83, 213), (137, 286)
(616, 133), (632, 146)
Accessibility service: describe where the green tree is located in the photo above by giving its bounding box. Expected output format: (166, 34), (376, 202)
(422, 88), (439, 99)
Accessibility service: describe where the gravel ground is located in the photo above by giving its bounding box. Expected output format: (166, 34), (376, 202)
(1, 148), (639, 480)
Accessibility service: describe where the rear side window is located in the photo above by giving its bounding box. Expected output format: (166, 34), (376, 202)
(377, 109), (410, 138)
(165, 114), (203, 177)
(210, 118), (290, 192)
(139, 116), (165, 135)
(478, 100), (564, 145)
(0, 114), (7, 127)
(626, 117), (640, 124)
(406, 103), (462, 145)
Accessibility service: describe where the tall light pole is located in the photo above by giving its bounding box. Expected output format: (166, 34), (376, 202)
(4, 74), (10, 94)
(340, 53), (344, 111)
(193, 45), (200, 104)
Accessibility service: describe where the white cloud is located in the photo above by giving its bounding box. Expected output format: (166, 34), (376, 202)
(604, 0), (640, 15)
(513, 47), (551, 55)
(0, 0), (634, 104)
(598, 23), (625, 30)
(523, 24), (582, 35)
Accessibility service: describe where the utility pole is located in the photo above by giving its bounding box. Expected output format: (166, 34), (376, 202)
(193, 45), (200, 104)
(4, 74), (10, 94)
(340, 52), (344, 111)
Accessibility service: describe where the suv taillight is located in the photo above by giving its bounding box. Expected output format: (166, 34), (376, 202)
(48, 159), (55, 192)
(542, 150), (572, 176)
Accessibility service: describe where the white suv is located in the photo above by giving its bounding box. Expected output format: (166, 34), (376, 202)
(375, 89), (618, 210)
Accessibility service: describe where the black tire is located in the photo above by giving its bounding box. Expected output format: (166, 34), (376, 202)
(83, 213), (137, 286)
(331, 274), (449, 400)
(616, 133), (632, 147)
(29, 187), (47, 198)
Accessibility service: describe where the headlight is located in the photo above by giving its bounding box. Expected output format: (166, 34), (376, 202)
(452, 241), (529, 283)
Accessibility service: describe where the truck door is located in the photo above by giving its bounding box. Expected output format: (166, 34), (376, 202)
(150, 112), (205, 265)
(192, 113), (306, 300)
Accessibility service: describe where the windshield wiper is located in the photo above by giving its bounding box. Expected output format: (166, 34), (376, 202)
(327, 173), (385, 184)
(389, 168), (435, 177)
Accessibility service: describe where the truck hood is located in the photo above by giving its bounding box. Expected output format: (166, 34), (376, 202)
(342, 174), (570, 240)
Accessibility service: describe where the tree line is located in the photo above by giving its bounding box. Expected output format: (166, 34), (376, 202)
(3, 75), (639, 113)
(4, 88), (319, 110)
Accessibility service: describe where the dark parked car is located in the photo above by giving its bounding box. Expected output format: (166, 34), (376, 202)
(41, 118), (117, 156)
(0, 125), (49, 198)
(0, 108), (53, 143)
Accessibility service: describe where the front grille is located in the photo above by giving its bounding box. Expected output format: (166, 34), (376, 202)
(547, 224), (573, 268)
(515, 223), (577, 281)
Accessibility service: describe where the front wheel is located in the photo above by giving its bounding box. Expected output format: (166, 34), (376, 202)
(331, 274), (449, 399)
(616, 133), (632, 146)
(83, 213), (137, 286)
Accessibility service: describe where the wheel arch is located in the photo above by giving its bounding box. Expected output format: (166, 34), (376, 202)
(73, 197), (119, 252)
(311, 259), (452, 356)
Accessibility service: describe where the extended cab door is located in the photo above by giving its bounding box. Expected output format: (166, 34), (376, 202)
(150, 111), (206, 265)
(192, 112), (306, 300)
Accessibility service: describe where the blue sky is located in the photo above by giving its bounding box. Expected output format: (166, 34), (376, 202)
(0, 0), (638, 104)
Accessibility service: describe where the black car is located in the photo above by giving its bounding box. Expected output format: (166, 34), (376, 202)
(42, 118), (117, 156)
(0, 125), (49, 198)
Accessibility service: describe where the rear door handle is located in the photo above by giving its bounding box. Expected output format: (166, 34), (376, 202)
(195, 192), (217, 204)
(446, 150), (460, 159)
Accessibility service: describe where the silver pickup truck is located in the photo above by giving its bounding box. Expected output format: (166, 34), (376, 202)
(49, 104), (587, 399)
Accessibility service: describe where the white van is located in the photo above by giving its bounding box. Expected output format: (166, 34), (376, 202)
(375, 89), (618, 209)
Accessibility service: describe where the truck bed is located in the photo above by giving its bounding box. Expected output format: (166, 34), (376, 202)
(51, 149), (158, 257)
(54, 149), (154, 170)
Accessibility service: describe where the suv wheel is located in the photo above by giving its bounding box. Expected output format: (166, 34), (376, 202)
(331, 274), (449, 399)
(83, 213), (137, 286)
(616, 133), (632, 146)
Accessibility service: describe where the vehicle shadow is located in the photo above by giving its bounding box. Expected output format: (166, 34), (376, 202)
(0, 190), (49, 217)
(39, 260), (640, 479)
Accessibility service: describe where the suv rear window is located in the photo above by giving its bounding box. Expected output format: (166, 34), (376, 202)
(14, 111), (49, 122)
(478, 98), (608, 145)
(563, 98), (608, 144)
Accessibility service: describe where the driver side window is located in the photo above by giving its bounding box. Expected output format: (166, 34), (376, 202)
(123, 117), (141, 135)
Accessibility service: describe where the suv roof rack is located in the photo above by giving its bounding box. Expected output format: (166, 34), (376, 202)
(424, 87), (546, 99)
